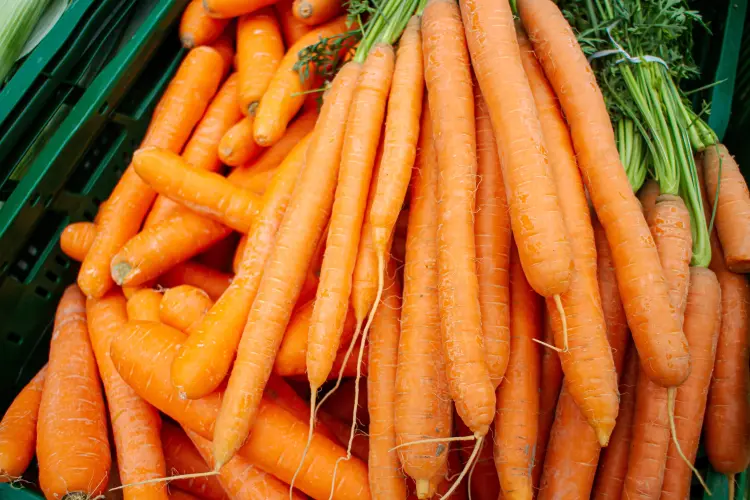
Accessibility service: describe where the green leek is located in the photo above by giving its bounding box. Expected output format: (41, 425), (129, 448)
(0, 0), (54, 84)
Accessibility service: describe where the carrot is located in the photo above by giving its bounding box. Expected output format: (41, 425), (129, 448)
(0, 366), (46, 481)
(146, 73), (244, 227)
(532, 316), (562, 488)
(293, 0), (344, 26)
(204, 0), (276, 18)
(394, 104), (452, 498)
(127, 289), (163, 322)
(87, 291), (168, 500)
(161, 422), (229, 500)
(171, 134), (312, 399)
(37, 286), (111, 499)
(496, 244), (541, 499)
(187, 429), (304, 500)
(79, 47), (225, 299)
(219, 117), (264, 167)
(170, 489), (203, 500)
(132, 147), (263, 233)
(592, 348), (639, 500)
(253, 16), (351, 146)
(455, 420), (499, 500)
(435, 449), (469, 500)
(639, 179), (661, 217)
(519, 24), (618, 445)
(234, 234), (248, 273)
(517, 0), (690, 388)
(703, 144), (750, 272)
(160, 285), (214, 334)
(180, 0), (229, 48)
(264, 375), (338, 443)
(210, 27), (236, 71)
(110, 321), (371, 499)
(275, 0), (313, 45)
(472, 86), (511, 388)
(237, 8), (284, 115)
(661, 267), (721, 499)
(61, 221), (97, 262)
(160, 261), (232, 301)
(367, 258), (407, 499)
(212, 62), (361, 467)
(112, 212), (231, 287)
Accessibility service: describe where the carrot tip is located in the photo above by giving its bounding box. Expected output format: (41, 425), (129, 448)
(111, 261), (133, 285)
(416, 479), (430, 499)
(595, 426), (610, 447)
(61, 493), (90, 500)
(180, 35), (195, 49)
(248, 102), (259, 116)
(297, 1), (313, 18)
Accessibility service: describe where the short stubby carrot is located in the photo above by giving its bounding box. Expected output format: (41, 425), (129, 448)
(160, 285), (214, 334)
(219, 117), (264, 167)
(212, 62), (361, 467)
(61, 221), (97, 262)
(37, 286), (111, 499)
(661, 267), (721, 500)
(496, 244), (541, 499)
(517, 0), (689, 388)
(703, 144), (750, 272)
(460, 0), (572, 298)
(159, 261), (232, 301)
(79, 46), (225, 299)
(293, 0), (344, 26)
(87, 291), (168, 500)
(127, 289), (163, 322)
(237, 8), (284, 115)
(424, 0), (495, 437)
(203, 0), (276, 18)
(0, 366), (46, 481)
(275, 0), (313, 45)
(180, 0), (229, 48)
(253, 16), (351, 147)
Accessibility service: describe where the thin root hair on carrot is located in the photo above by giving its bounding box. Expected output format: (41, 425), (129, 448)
(315, 320), (364, 411)
(289, 390), (318, 500)
(553, 294), (569, 351)
(440, 437), (484, 499)
(389, 435), (478, 452)
(532, 338), (564, 353)
(667, 387), (711, 495)
(107, 471), (219, 492)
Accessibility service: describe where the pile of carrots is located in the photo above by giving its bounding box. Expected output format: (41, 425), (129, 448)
(1, 0), (750, 498)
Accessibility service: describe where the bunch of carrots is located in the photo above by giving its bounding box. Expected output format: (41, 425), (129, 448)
(2, 0), (750, 498)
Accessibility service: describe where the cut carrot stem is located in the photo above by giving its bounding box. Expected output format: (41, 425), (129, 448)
(293, 0), (344, 26)
(237, 8), (285, 115)
(180, 0), (229, 48)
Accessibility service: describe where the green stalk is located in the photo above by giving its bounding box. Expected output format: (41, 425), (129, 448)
(0, 0), (53, 83)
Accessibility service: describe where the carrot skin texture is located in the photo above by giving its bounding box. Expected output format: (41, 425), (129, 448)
(0, 366), (46, 480)
(87, 292), (168, 500)
(203, 0), (276, 18)
(237, 8), (284, 114)
(180, 0), (229, 48)
(213, 62), (361, 467)
(61, 222), (97, 262)
(127, 289), (163, 322)
(160, 285), (213, 334)
(79, 47), (225, 299)
(37, 286), (111, 499)
(159, 262), (232, 301)
(218, 116), (264, 167)
(423, 0), (495, 436)
(496, 245), (541, 500)
(111, 321), (371, 500)
(661, 267), (721, 499)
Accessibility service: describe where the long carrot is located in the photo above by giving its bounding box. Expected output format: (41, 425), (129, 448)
(275, 0), (313, 45)
(79, 47), (225, 299)
(127, 289), (163, 322)
(661, 267), (721, 499)
(171, 134), (313, 399)
(0, 366), (46, 481)
(87, 291), (168, 500)
(237, 8), (285, 115)
(703, 144), (750, 272)
(61, 221), (97, 262)
(532, 316), (562, 488)
(219, 116), (264, 167)
(253, 16), (351, 146)
(293, 0), (343, 26)
(37, 286), (111, 499)
(180, 0), (229, 48)
(496, 244), (541, 499)
(394, 104), (452, 498)
(203, 0), (276, 18)
(146, 73), (244, 227)
(519, 24), (618, 445)
(212, 62), (361, 467)
(160, 261), (232, 301)
(424, 0), (494, 440)
(111, 321), (371, 499)
(160, 285), (214, 334)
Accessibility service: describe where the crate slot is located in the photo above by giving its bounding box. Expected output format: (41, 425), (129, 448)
(63, 122), (125, 194)
(8, 211), (65, 283)
(5, 332), (21, 345)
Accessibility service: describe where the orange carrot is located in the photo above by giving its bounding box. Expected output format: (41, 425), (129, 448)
(112, 211), (231, 287)
(253, 16), (351, 146)
(0, 366), (46, 480)
(703, 144), (750, 272)
(87, 291), (168, 500)
(275, 0), (313, 45)
(234, 234), (248, 273)
(293, 0), (344, 26)
(368, 259), (407, 499)
(37, 286), (111, 499)
(171, 134), (312, 399)
(661, 267), (721, 499)
(204, 0), (276, 18)
(180, 0), (230, 48)
(160, 285), (214, 334)
(519, 24), (617, 446)
(394, 105), (452, 497)
(219, 117), (264, 167)
(212, 61), (361, 467)
(473, 87), (511, 388)
(111, 321), (371, 499)
(170, 489), (203, 500)
(127, 289), (163, 322)
(423, 0), (494, 438)
(237, 8), (285, 115)
(210, 26), (236, 71)
(517, 0), (689, 388)
(146, 73), (244, 227)
(264, 375), (338, 443)
(496, 245), (541, 499)
(456, 419), (500, 500)
(61, 221), (97, 262)
(79, 47), (225, 299)
(533, 316), (562, 488)
(160, 261), (232, 301)
(639, 179), (661, 217)
(435, 449), (469, 500)
(132, 147), (263, 233)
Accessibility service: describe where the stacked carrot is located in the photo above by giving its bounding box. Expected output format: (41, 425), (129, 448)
(2, 0), (750, 499)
